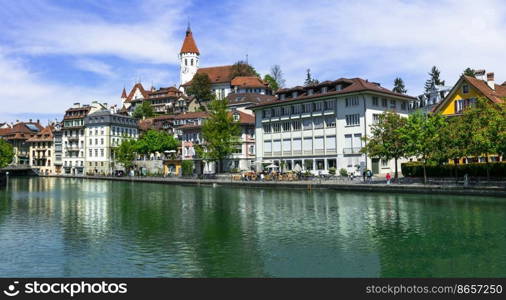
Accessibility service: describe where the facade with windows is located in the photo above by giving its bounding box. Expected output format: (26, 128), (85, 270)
(27, 125), (56, 175)
(84, 109), (138, 175)
(251, 78), (415, 175)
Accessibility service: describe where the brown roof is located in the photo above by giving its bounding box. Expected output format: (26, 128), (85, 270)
(173, 111), (209, 120)
(464, 75), (506, 104)
(2, 122), (43, 140)
(231, 76), (267, 88)
(27, 126), (54, 142)
(180, 27), (200, 55)
(182, 65), (235, 86)
(124, 83), (149, 103)
(0, 127), (12, 136)
(252, 77), (416, 109)
(121, 88), (127, 99)
(226, 93), (277, 106)
(230, 111), (254, 125)
(179, 123), (202, 131)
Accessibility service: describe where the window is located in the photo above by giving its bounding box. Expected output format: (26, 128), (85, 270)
(373, 114), (381, 124)
(325, 117), (336, 128)
(313, 102), (323, 112)
(302, 119), (312, 130)
(274, 107), (281, 117)
(89, 149), (92, 157)
(191, 59), (194, 66)
(401, 102), (407, 110)
(263, 124), (271, 133)
(293, 138), (302, 152)
(282, 106), (290, 115)
(324, 100), (335, 110)
(315, 136), (324, 150)
(313, 117), (324, 129)
(382, 98), (388, 107)
(326, 135), (336, 150)
(292, 120), (301, 131)
(249, 145), (255, 155)
(345, 114), (360, 126)
(302, 103), (312, 113)
(462, 84), (469, 94)
(381, 159), (389, 167)
(372, 97), (379, 106)
(273, 140), (281, 153)
(316, 159), (325, 170)
(185, 58), (187, 66)
(282, 139), (291, 152)
(101, 138), (104, 145)
(263, 141), (272, 153)
(291, 104), (301, 114)
(390, 99), (397, 108)
(101, 149), (104, 157)
(303, 137), (312, 152)
(272, 123), (281, 133)
(345, 96), (359, 106)
(282, 122), (291, 131)
(233, 113), (240, 121)
(95, 149), (98, 156)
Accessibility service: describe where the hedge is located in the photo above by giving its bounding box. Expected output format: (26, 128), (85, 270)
(401, 162), (506, 178)
(181, 160), (194, 176)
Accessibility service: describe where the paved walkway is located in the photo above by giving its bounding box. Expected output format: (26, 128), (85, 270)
(42, 174), (506, 198)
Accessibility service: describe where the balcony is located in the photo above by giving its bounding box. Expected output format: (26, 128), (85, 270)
(67, 136), (79, 141)
(343, 147), (362, 155)
(65, 146), (80, 151)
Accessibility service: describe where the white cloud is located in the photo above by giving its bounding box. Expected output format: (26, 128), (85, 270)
(74, 58), (115, 77)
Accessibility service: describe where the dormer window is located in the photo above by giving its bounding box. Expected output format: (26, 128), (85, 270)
(279, 94), (286, 100)
(292, 91), (298, 98)
(307, 89), (314, 95)
(462, 84), (469, 94)
(322, 87), (328, 93)
(336, 84), (342, 91)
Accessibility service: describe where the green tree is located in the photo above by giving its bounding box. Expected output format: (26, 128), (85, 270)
(230, 60), (258, 78)
(392, 77), (407, 94)
(114, 139), (137, 170)
(304, 68), (319, 86)
(400, 111), (447, 184)
(132, 101), (154, 119)
(424, 66), (445, 92)
(361, 111), (408, 180)
(263, 74), (279, 92)
(135, 130), (179, 155)
(186, 73), (213, 103)
(463, 67), (476, 77)
(0, 139), (14, 168)
(459, 98), (503, 178)
(196, 98), (241, 173)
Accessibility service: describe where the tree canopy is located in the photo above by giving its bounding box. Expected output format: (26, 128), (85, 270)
(424, 66), (445, 92)
(463, 67), (476, 78)
(114, 139), (137, 170)
(0, 140), (14, 168)
(361, 111), (408, 179)
(186, 73), (213, 103)
(196, 98), (241, 172)
(263, 74), (279, 92)
(270, 65), (285, 89)
(132, 101), (154, 119)
(304, 69), (319, 86)
(392, 77), (407, 94)
(231, 61), (259, 78)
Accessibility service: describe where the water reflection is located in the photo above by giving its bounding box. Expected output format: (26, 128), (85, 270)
(0, 177), (505, 277)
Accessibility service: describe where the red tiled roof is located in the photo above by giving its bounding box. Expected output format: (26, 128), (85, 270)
(182, 65), (235, 86)
(231, 76), (267, 88)
(27, 125), (54, 142)
(464, 75), (506, 104)
(0, 127), (12, 136)
(251, 77), (416, 109)
(180, 28), (200, 55)
(125, 83), (149, 103)
(2, 122), (43, 140)
(229, 111), (254, 125)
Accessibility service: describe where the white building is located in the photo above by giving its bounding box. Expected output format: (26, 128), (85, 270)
(84, 108), (138, 175)
(250, 78), (416, 175)
(61, 102), (107, 175)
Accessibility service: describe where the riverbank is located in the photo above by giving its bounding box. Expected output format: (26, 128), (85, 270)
(41, 174), (506, 197)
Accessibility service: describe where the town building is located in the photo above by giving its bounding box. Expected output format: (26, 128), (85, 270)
(0, 120), (43, 166)
(180, 110), (256, 173)
(53, 122), (63, 174)
(121, 84), (192, 115)
(412, 81), (452, 114)
(250, 78), (416, 175)
(61, 102), (106, 175)
(84, 108), (139, 175)
(27, 125), (55, 175)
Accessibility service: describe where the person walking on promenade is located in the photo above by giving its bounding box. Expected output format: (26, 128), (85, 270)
(366, 169), (373, 183)
(386, 172), (391, 185)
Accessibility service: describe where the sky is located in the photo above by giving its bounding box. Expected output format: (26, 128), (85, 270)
(1, 0), (505, 124)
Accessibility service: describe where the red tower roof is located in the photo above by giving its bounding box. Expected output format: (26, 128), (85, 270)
(180, 26), (200, 55)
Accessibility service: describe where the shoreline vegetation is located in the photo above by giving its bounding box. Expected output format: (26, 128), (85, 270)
(38, 174), (506, 198)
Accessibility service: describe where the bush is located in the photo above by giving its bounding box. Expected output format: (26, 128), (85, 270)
(401, 161), (506, 178)
(230, 168), (240, 173)
(182, 160), (194, 176)
(328, 167), (336, 175)
(339, 168), (348, 177)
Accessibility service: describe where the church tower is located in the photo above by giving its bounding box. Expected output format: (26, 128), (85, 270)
(179, 24), (200, 86)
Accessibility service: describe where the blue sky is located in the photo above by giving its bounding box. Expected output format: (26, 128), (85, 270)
(1, 0), (505, 123)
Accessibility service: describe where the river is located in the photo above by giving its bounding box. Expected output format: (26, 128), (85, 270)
(0, 177), (505, 277)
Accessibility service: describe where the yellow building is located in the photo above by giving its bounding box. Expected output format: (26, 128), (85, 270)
(432, 71), (506, 163)
(432, 71), (506, 116)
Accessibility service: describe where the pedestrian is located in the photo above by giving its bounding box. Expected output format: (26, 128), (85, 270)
(386, 172), (391, 185)
(362, 170), (366, 182)
(366, 169), (372, 183)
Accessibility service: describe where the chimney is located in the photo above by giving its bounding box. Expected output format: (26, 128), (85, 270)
(29, 119), (32, 122)
(37, 119), (40, 124)
(73, 102), (80, 108)
(487, 72), (495, 90)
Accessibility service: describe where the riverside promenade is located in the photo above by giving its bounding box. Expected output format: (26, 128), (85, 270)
(42, 174), (506, 197)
